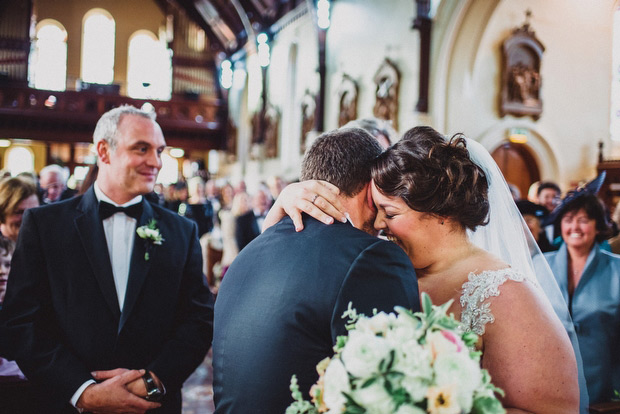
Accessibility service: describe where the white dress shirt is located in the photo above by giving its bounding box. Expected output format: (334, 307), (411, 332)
(94, 183), (142, 311)
(70, 182), (143, 409)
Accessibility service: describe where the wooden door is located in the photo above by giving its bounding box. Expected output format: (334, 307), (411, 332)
(491, 142), (540, 199)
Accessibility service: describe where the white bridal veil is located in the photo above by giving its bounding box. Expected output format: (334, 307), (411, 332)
(464, 138), (589, 412)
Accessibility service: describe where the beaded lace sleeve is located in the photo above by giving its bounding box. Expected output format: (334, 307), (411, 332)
(459, 268), (527, 336)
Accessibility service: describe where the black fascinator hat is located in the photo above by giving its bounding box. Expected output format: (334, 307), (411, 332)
(516, 200), (548, 221)
(543, 171), (606, 227)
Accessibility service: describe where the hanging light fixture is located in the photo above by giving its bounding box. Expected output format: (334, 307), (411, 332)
(317, 0), (331, 29)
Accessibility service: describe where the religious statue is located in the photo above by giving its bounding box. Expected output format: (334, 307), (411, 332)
(338, 74), (359, 127)
(300, 91), (316, 154)
(500, 10), (544, 119)
(373, 59), (400, 131)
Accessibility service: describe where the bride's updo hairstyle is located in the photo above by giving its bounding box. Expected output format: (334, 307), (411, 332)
(371, 126), (489, 231)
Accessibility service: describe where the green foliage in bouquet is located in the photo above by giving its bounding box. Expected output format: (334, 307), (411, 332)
(286, 293), (505, 414)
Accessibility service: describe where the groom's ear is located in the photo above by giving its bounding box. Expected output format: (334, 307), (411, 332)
(365, 183), (376, 213)
(96, 140), (111, 164)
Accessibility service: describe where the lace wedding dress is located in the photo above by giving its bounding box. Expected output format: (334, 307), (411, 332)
(459, 267), (528, 336)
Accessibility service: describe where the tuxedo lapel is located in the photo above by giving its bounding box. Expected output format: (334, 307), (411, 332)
(119, 201), (157, 333)
(74, 188), (121, 321)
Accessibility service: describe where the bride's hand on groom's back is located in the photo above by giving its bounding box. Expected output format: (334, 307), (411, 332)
(262, 180), (347, 232)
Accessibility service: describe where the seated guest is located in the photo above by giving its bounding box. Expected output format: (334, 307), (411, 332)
(0, 177), (40, 243)
(38, 164), (76, 204)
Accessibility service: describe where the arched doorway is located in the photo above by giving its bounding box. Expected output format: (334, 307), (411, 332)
(491, 141), (540, 199)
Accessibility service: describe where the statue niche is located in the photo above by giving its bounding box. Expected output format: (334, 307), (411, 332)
(373, 58), (400, 131)
(250, 104), (280, 159)
(338, 74), (359, 127)
(300, 91), (316, 154)
(225, 118), (237, 161)
(500, 12), (544, 119)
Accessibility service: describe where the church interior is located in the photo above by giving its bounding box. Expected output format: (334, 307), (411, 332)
(2, 1), (620, 412)
(2, 0), (620, 209)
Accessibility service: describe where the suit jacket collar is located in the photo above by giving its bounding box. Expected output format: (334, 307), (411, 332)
(76, 187), (160, 333)
(119, 200), (158, 333)
(75, 187), (121, 320)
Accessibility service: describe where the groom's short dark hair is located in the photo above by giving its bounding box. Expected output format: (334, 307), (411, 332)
(301, 127), (383, 197)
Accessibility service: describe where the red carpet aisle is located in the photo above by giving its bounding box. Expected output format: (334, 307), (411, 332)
(182, 349), (215, 414)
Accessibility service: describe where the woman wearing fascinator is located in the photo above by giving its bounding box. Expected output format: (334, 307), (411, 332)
(538, 174), (620, 406)
(265, 126), (585, 413)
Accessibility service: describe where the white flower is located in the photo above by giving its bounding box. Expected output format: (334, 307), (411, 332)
(426, 385), (461, 414)
(426, 330), (466, 360)
(351, 380), (395, 414)
(394, 404), (427, 414)
(384, 316), (419, 347)
(341, 331), (391, 378)
(136, 219), (164, 260)
(396, 340), (433, 402)
(322, 358), (350, 412)
(355, 311), (395, 335)
(434, 352), (482, 411)
(285, 293), (505, 414)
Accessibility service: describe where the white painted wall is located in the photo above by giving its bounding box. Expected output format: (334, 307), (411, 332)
(225, 0), (616, 193)
(436, 0), (615, 190)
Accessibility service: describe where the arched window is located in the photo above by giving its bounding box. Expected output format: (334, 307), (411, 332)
(611, 5), (620, 142)
(29, 20), (67, 91)
(127, 30), (172, 100)
(81, 9), (115, 84)
(5, 147), (35, 176)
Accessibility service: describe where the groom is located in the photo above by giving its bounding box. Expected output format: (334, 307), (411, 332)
(213, 127), (420, 413)
(0, 105), (214, 413)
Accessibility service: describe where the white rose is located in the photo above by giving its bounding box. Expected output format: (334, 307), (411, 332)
(434, 352), (482, 412)
(394, 404), (427, 414)
(395, 340), (433, 402)
(322, 358), (351, 412)
(351, 380), (395, 414)
(145, 228), (159, 238)
(355, 312), (395, 335)
(341, 331), (391, 378)
(384, 319), (418, 346)
(401, 375), (430, 403)
(426, 331), (465, 359)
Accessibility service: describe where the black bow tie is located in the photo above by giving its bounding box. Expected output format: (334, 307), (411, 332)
(99, 201), (143, 220)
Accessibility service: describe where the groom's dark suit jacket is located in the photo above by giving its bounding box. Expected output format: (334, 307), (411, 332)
(0, 187), (214, 414)
(213, 215), (420, 413)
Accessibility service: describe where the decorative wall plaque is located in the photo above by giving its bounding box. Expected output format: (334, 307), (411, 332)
(250, 104), (280, 159)
(225, 118), (237, 161)
(373, 58), (400, 131)
(263, 105), (280, 159)
(338, 74), (359, 127)
(500, 11), (544, 119)
(300, 91), (316, 154)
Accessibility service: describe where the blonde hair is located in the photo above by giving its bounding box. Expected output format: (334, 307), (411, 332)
(0, 176), (37, 223)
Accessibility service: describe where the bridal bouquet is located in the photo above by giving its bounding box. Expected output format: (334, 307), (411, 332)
(286, 293), (505, 414)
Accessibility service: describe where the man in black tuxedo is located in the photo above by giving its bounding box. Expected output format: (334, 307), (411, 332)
(213, 127), (420, 413)
(234, 187), (271, 252)
(0, 105), (214, 414)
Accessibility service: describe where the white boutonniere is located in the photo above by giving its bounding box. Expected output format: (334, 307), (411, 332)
(136, 219), (164, 261)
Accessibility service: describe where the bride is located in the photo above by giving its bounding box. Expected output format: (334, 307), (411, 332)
(264, 126), (582, 413)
